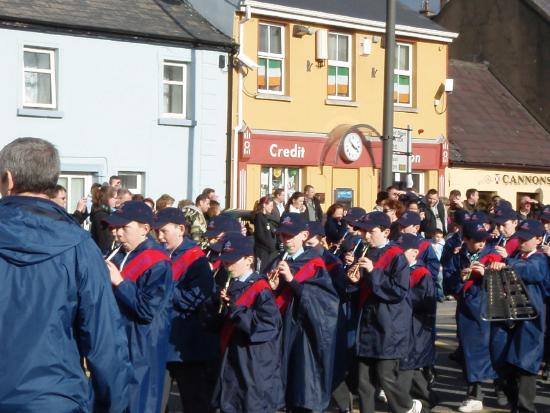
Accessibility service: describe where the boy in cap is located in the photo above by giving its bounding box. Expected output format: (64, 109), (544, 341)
(268, 212), (339, 412)
(395, 233), (437, 411)
(489, 219), (549, 413)
(153, 208), (218, 413)
(493, 207), (520, 258)
(104, 201), (173, 413)
(443, 222), (503, 412)
(346, 211), (421, 413)
(540, 206), (550, 379)
(214, 233), (283, 413)
(306, 222), (355, 413)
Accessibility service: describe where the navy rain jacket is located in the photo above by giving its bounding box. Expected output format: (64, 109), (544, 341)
(112, 238), (173, 413)
(0, 196), (131, 412)
(167, 238), (218, 363)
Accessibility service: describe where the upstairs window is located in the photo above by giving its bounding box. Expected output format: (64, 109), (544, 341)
(327, 33), (352, 100)
(258, 23), (284, 94)
(163, 61), (187, 117)
(23, 47), (57, 108)
(394, 43), (413, 106)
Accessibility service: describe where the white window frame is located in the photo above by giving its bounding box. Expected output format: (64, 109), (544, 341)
(118, 171), (145, 195)
(22, 46), (57, 109)
(58, 173), (93, 212)
(162, 60), (187, 118)
(327, 32), (352, 101)
(260, 166), (302, 203)
(257, 23), (285, 95)
(394, 42), (413, 108)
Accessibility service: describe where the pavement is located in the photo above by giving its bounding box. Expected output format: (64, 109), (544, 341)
(167, 300), (550, 412)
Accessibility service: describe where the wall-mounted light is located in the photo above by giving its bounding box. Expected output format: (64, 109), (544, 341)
(361, 37), (372, 55)
(293, 25), (313, 37)
(444, 78), (454, 93)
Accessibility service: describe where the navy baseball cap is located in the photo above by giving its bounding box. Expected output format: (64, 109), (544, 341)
(307, 221), (325, 239)
(354, 211), (391, 231)
(397, 211), (421, 227)
(516, 219), (544, 240)
(276, 212), (309, 236)
(454, 210), (472, 226)
(395, 233), (420, 251)
(343, 207), (367, 224)
(493, 207), (518, 224)
(399, 191), (420, 205)
(469, 211), (489, 224)
(204, 215), (241, 238)
(219, 233), (254, 262)
(104, 201), (153, 226)
(540, 205), (550, 222)
(495, 199), (513, 210)
(463, 222), (491, 241)
(152, 207), (186, 229)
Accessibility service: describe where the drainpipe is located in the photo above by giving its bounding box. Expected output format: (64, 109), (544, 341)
(232, 4), (250, 208)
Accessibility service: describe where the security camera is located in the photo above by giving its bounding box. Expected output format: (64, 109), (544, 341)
(236, 53), (258, 70)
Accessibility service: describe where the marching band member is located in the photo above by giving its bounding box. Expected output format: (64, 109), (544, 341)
(306, 222), (354, 413)
(443, 222), (502, 412)
(489, 219), (549, 413)
(268, 212), (339, 412)
(493, 207), (520, 259)
(540, 205), (550, 379)
(153, 208), (218, 413)
(104, 201), (173, 413)
(395, 234), (437, 411)
(214, 233), (283, 413)
(347, 211), (421, 413)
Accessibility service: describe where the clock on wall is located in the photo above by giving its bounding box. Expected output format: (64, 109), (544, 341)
(340, 132), (363, 162)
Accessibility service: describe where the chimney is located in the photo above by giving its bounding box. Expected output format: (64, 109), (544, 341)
(419, 0), (434, 17)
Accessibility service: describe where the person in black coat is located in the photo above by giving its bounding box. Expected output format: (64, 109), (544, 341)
(253, 196), (278, 273)
(90, 184), (117, 255)
(324, 203), (347, 246)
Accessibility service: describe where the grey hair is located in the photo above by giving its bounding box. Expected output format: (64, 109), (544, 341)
(0, 137), (60, 194)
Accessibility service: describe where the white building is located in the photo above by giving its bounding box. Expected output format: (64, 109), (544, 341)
(0, 0), (233, 210)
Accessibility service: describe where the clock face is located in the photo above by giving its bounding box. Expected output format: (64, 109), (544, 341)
(341, 132), (363, 162)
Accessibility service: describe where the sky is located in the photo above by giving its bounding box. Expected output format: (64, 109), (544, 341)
(399, 0), (441, 14)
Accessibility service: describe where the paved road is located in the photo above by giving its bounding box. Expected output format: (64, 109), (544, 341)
(167, 300), (550, 412)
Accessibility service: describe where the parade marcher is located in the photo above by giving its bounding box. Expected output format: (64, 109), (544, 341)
(153, 208), (218, 413)
(268, 212), (339, 412)
(337, 207), (367, 259)
(540, 205), (550, 379)
(346, 211), (421, 413)
(253, 195), (278, 273)
(90, 184), (117, 254)
(443, 222), (503, 412)
(105, 201), (174, 413)
(0, 137), (131, 412)
(303, 184), (323, 222)
(306, 222), (355, 413)
(213, 233), (283, 413)
(395, 234), (437, 412)
(325, 202), (347, 245)
(493, 207), (520, 259)
(488, 219), (549, 413)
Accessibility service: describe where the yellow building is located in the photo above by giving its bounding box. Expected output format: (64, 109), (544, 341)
(228, 0), (458, 209)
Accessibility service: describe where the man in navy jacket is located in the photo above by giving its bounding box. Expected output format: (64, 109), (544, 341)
(0, 138), (131, 412)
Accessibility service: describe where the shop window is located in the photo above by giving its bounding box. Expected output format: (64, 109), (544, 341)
(260, 167), (301, 202)
(393, 43), (413, 107)
(393, 172), (424, 194)
(258, 23), (284, 94)
(327, 33), (352, 100)
(58, 173), (93, 212)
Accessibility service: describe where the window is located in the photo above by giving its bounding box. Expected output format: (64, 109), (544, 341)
(393, 172), (424, 194)
(118, 172), (145, 195)
(258, 23), (284, 94)
(260, 167), (301, 202)
(163, 61), (187, 117)
(327, 33), (352, 100)
(393, 43), (413, 106)
(58, 174), (93, 212)
(23, 47), (57, 108)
